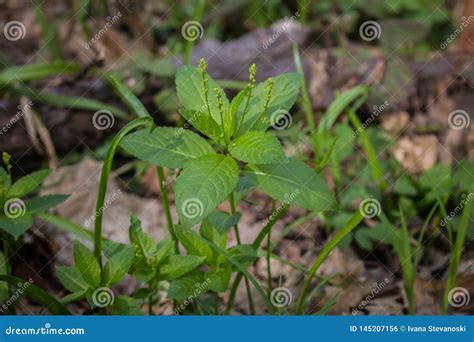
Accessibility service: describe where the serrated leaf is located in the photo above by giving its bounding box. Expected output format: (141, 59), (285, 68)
(56, 266), (89, 292)
(129, 215), (157, 259)
(0, 214), (33, 239)
(206, 266), (231, 292)
(175, 65), (230, 127)
(26, 195), (69, 214)
(234, 73), (301, 134)
(102, 245), (134, 286)
(229, 131), (287, 164)
(7, 169), (50, 199)
(227, 244), (258, 269)
(109, 295), (143, 315)
(174, 225), (213, 263)
(175, 154), (239, 226)
(160, 255), (205, 280)
(243, 159), (336, 212)
(73, 241), (101, 288)
(206, 211), (240, 234)
(167, 273), (207, 300)
(179, 109), (222, 141)
(120, 127), (215, 169)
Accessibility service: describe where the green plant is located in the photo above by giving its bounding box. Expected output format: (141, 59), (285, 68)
(48, 59), (367, 315)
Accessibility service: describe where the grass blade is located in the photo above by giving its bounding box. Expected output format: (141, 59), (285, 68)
(296, 210), (363, 314)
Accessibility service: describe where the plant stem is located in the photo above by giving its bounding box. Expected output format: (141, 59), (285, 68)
(226, 204), (288, 314)
(293, 45), (318, 156)
(347, 108), (386, 192)
(267, 201), (276, 294)
(93, 117), (154, 268)
(229, 193), (255, 315)
(442, 189), (474, 313)
(183, 0), (206, 65)
(156, 166), (179, 254)
(296, 210), (363, 314)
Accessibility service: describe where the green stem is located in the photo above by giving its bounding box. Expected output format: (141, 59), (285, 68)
(347, 108), (386, 192)
(156, 166), (179, 254)
(442, 190), (474, 313)
(296, 210), (363, 314)
(229, 193), (255, 315)
(267, 201), (276, 294)
(93, 117), (154, 268)
(226, 204), (288, 314)
(293, 45), (318, 154)
(183, 0), (206, 65)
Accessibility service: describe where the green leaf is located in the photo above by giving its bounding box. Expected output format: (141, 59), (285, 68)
(0, 275), (71, 315)
(120, 127), (215, 169)
(229, 131), (287, 164)
(73, 241), (101, 288)
(174, 225), (213, 263)
(102, 245), (134, 286)
(175, 154), (239, 226)
(167, 273), (208, 300)
(227, 244), (258, 269)
(0, 214), (33, 239)
(26, 195), (69, 214)
(160, 255), (205, 280)
(103, 74), (150, 118)
(232, 176), (253, 203)
(244, 159), (337, 212)
(175, 65), (230, 127)
(109, 295), (143, 315)
(234, 73), (301, 134)
(11, 84), (129, 119)
(0, 252), (9, 301)
(318, 86), (368, 133)
(129, 215), (157, 260)
(206, 266), (232, 292)
(7, 169), (50, 199)
(179, 109), (222, 140)
(393, 176), (417, 196)
(206, 211), (240, 234)
(0, 62), (80, 84)
(56, 266), (89, 292)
